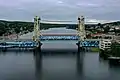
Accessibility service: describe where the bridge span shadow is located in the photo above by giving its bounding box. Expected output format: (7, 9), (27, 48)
(0, 48), (86, 55)
(0, 47), (94, 53)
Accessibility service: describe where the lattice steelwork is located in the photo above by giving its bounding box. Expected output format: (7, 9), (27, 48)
(33, 16), (41, 42)
(77, 16), (86, 42)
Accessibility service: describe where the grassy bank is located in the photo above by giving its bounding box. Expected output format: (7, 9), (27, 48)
(91, 47), (99, 52)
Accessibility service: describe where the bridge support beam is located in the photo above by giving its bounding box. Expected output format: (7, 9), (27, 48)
(76, 41), (85, 53)
(2, 48), (7, 52)
(37, 41), (42, 52)
(76, 41), (80, 52)
(33, 42), (42, 53)
(1, 42), (7, 52)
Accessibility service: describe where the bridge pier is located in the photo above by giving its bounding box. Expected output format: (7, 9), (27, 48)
(37, 41), (42, 52)
(76, 41), (85, 53)
(2, 47), (7, 52)
(33, 41), (42, 52)
(1, 42), (7, 52)
(76, 41), (80, 52)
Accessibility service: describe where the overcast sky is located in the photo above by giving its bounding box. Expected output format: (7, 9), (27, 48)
(0, 0), (120, 22)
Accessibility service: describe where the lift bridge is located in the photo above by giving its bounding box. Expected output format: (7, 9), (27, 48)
(0, 16), (99, 51)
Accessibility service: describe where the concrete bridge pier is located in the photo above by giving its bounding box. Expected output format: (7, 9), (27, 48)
(2, 47), (7, 52)
(33, 41), (42, 53)
(1, 42), (7, 52)
(76, 41), (85, 53)
(37, 41), (42, 52)
(76, 41), (80, 53)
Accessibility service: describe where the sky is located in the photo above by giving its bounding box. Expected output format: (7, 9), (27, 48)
(0, 0), (120, 23)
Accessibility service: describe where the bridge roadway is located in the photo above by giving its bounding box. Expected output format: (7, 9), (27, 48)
(41, 33), (77, 36)
(0, 39), (100, 42)
(0, 38), (100, 49)
(0, 40), (37, 49)
(40, 33), (100, 41)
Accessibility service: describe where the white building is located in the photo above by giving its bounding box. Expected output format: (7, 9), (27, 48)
(99, 35), (115, 50)
(99, 39), (111, 50)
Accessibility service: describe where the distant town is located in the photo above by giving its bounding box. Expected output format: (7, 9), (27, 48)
(0, 20), (120, 39)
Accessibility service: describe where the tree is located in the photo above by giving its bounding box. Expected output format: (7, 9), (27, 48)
(111, 42), (120, 57)
(14, 27), (20, 34)
(104, 26), (110, 33)
(0, 22), (6, 36)
(98, 23), (103, 31)
(98, 23), (101, 28)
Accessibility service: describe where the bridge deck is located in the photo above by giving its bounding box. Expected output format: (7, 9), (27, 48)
(0, 39), (99, 49)
(41, 33), (77, 36)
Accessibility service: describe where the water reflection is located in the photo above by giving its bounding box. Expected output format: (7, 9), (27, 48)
(33, 50), (43, 80)
(33, 50), (85, 80)
(108, 62), (120, 80)
(0, 50), (120, 80)
(76, 52), (84, 76)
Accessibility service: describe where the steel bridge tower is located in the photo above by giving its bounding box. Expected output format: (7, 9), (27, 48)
(78, 16), (86, 41)
(33, 16), (42, 50)
(77, 16), (86, 52)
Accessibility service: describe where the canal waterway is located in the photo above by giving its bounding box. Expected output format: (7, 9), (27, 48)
(0, 28), (120, 80)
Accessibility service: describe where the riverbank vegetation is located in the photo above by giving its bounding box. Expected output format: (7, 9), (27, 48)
(110, 42), (120, 57)
(91, 47), (99, 52)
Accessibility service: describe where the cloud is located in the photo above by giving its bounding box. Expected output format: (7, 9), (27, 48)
(76, 3), (100, 7)
(57, 1), (64, 4)
(0, 0), (120, 22)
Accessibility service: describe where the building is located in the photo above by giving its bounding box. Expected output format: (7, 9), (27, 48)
(99, 35), (115, 50)
(99, 39), (111, 50)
